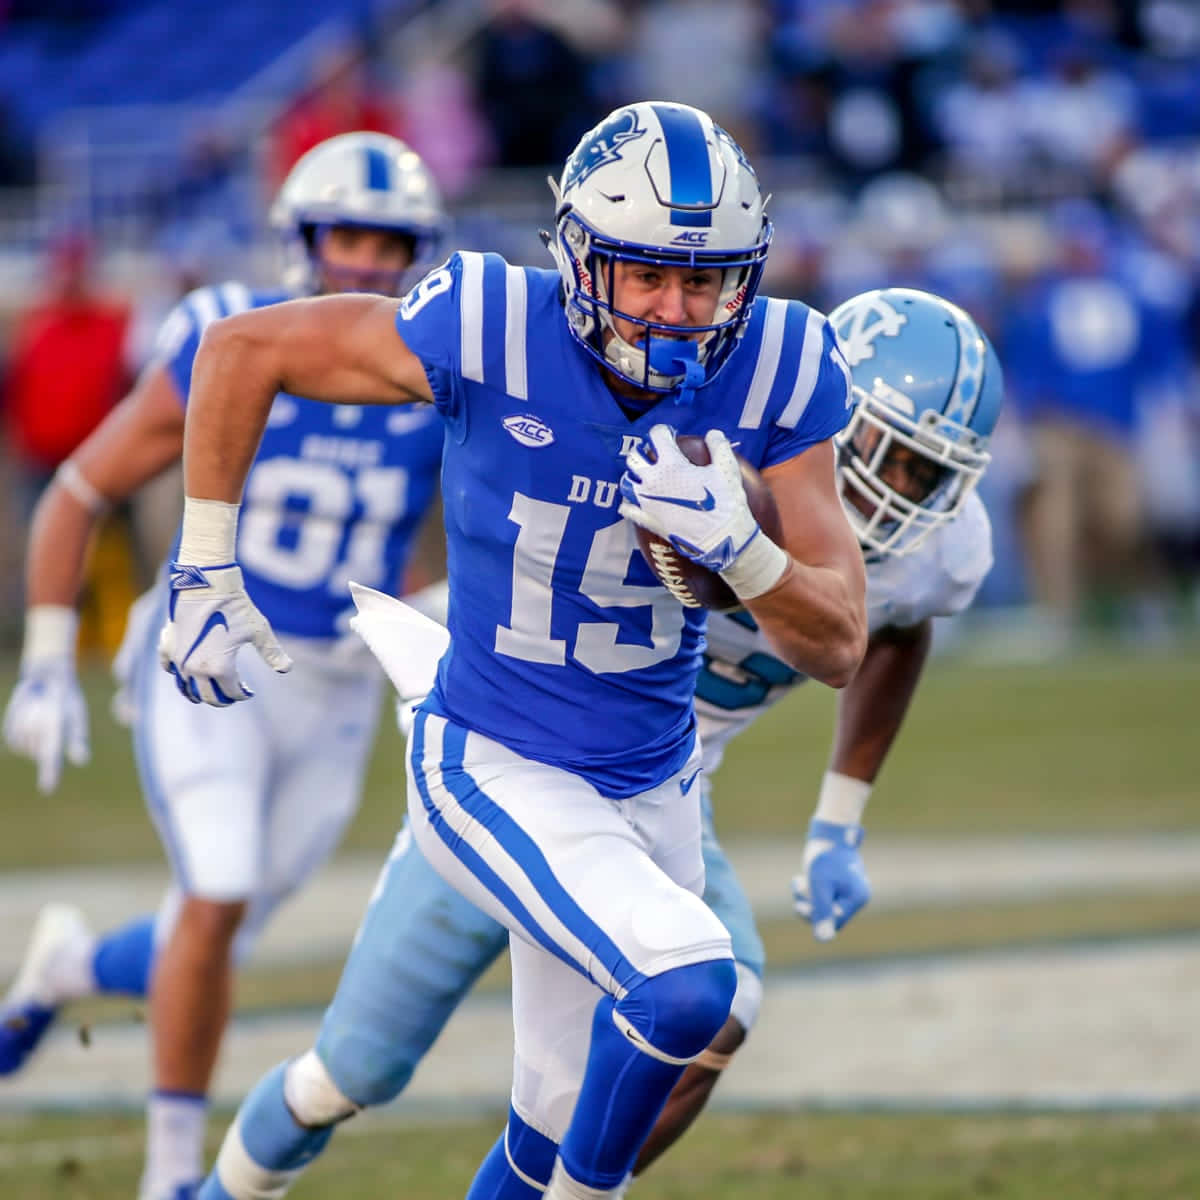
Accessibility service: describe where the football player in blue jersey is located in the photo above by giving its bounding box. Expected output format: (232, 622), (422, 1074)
(163, 101), (868, 1200)
(0, 132), (446, 1200)
(187, 286), (1003, 1200)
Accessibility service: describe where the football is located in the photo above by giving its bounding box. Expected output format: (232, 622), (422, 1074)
(633, 434), (782, 612)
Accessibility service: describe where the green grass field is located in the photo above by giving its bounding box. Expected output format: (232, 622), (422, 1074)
(4, 1111), (1200, 1199)
(0, 642), (1197, 1197)
(1, 638), (1197, 870)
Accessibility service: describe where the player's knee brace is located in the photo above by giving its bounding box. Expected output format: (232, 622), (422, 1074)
(283, 1050), (360, 1126)
(613, 957), (737, 1065)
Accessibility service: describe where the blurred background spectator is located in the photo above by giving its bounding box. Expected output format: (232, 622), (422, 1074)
(0, 0), (1198, 652)
(1, 232), (129, 520)
(0, 232), (136, 650)
(269, 35), (409, 189)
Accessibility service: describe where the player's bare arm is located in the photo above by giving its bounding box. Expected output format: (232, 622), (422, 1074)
(185, 293), (431, 503)
(829, 618), (932, 782)
(27, 361), (186, 607)
(746, 440), (868, 688)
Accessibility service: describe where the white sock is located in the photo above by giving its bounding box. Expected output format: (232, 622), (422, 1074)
(140, 1091), (207, 1200)
(545, 1160), (623, 1200)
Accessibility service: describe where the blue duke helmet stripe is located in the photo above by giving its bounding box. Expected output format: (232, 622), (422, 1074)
(413, 711), (647, 997)
(364, 145), (391, 191)
(651, 103), (713, 227)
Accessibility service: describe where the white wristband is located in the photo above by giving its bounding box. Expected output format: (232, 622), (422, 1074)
(719, 528), (789, 601)
(55, 460), (110, 514)
(22, 605), (79, 667)
(813, 770), (872, 826)
(178, 496), (240, 566)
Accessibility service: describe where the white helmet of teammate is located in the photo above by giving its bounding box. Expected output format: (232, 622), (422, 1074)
(829, 287), (1004, 558)
(271, 131), (446, 295)
(548, 101), (772, 395)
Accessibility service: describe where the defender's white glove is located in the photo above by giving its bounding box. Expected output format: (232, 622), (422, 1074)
(619, 425), (760, 573)
(157, 562), (292, 707)
(3, 606), (89, 793)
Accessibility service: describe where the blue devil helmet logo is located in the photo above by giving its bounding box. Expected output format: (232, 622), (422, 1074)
(561, 109), (646, 193)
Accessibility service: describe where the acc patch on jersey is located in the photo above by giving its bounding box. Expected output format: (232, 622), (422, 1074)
(502, 413), (555, 448)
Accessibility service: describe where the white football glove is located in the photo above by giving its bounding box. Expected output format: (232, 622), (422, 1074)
(619, 425), (760, 573)
(3, 658), (89, 794)
(157, 562), (292, 707)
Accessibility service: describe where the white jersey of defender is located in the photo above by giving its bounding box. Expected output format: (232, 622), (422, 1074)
(696, 491), (993, 773)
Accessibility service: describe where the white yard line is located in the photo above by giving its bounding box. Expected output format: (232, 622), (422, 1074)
(2, 936), (1198, 1121)
(3, 835), (1200, 974)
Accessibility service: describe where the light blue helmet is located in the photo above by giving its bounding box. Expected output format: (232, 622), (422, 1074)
(548, 101), (772, 396)
(270, 131), (446, 295)
(828, 287), (1003, 557)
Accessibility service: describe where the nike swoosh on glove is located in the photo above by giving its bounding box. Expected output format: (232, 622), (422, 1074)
(619, 425), (761, 572)
(157, 562), (291, 707)
(2, 661), (89, 793)
(791, 819), (871, 942)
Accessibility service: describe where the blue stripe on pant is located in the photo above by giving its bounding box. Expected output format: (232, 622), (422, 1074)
(411, 710), (650, 994)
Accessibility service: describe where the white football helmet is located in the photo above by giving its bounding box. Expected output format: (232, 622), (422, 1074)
(829, 287), (1003, 558)
(270, 131), (446, 296)
(548, 101), (772, 396)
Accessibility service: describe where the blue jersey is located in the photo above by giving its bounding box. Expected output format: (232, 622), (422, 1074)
(397, 252), (851, 797)
(159, 283), (444, 641)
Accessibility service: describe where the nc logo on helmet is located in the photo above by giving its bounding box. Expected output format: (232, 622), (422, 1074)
(562, 110), (646, 192)
(834, 295), (908, 367)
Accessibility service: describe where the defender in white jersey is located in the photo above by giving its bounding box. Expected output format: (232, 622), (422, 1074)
(0, 133), (445, 1200)
(164, 102), (867, 1200)
(638, 286), (1004, 1164)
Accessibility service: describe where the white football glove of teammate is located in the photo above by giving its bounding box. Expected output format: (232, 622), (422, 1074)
(619, 425), (760, 573)
(3, 606), (89, 794)
(157, 562), (292, 707)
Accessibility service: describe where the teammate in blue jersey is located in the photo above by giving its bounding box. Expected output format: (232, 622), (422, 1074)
(0, 132), (445, 1200)
(161, 101), (867, 1200)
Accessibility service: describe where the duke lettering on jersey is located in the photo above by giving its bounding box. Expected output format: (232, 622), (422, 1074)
(395, 250), (852, 797)
(164, 285), (443, 641)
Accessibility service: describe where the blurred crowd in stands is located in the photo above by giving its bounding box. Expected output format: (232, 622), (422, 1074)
(0, 0), (1198, 654)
